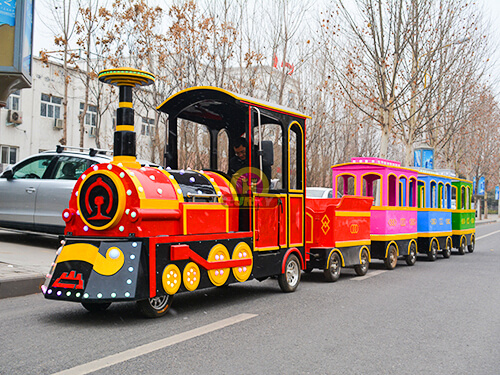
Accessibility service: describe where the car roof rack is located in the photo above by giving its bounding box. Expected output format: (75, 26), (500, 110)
(55, 145), (113, 157)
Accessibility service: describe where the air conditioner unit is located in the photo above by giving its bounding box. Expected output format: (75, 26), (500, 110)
(89, 126), (96, 137)
(54, 118), (64, 129)
(7, 110), (22, 125)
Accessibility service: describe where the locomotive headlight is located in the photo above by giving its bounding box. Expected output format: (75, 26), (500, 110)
(77, 170), (126, 230)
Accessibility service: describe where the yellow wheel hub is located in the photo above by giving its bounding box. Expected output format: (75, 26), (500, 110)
(162, 264), (181, 295)
(232, 242), (253, 282)
(183, 262), (201, 291)
(207, 244), (230, 286)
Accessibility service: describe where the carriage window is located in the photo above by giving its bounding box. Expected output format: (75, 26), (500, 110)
(444, 184), (450, 209)
(217, 129), (229, 172)
(438, 183), (444, 208)
(254, 123), (282, 191)
(418, 181), (425, 208)
(288, 123), (303, 191)
(409, 178), (416, 207)
(430, 182), (437, 208)
(399, 177), (407, 207)
(388, 175), (397, 206)
(461, 186), (466, 209)
(451, 186), (457, 209)
(465, 187), (471, 209)
(337, 174), (355, 196)
(178, 119), (210, 170)
(363, 174), (381, 206)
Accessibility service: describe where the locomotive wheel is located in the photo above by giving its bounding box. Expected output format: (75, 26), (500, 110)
(354, 249), (369, 276)
(278, 254), (301, 293)
(405, 242), (417, 266)
(428, 240), (438, 261)
(324, 251), (341, 282)
(136, 294), (173, 318)
(468, 237), (475, 253)
(442, 239), (451, 259)
(458, 238), (466, 255)
(384, 244), (398, 270)
(81, 302), (111, 312)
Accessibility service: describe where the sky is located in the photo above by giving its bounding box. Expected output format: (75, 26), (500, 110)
(31, 0), (500, 96)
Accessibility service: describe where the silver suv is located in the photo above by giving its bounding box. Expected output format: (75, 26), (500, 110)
(0, 146), (113, 235)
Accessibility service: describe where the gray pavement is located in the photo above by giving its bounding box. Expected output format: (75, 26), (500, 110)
(1, 216), (499, 300)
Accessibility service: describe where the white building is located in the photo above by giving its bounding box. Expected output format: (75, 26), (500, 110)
(0, 57), (159, 172)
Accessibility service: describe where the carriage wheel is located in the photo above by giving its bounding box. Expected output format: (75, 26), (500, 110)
(405, 242), (417, 266)
(384, 244), (398, 270)
(428, 240), (437, 261)
(458, 237), (466, 255)
(324, 251), (342, 281)
(442, 238), (452, 258)
(136, 294), (174, 318)
(354, 248), (369, 276)
(468, 237), (475, 253)
(278, 254), (301, 292)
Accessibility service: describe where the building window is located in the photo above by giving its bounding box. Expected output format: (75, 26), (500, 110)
(141, 117), (155, 136)
(40, 94), (62, 119)
(1, 145), (18, 165)
(79, 103), (97, 126)
(6, 90), (20, 110)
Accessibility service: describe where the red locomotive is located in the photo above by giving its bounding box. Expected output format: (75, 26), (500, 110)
(43, 68), (372, 317)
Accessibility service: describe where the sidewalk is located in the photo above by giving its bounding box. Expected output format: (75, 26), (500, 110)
(1, 217), (500, 299)
(0, 230), (58, 299)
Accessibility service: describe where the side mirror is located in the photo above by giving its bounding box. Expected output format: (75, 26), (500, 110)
(1, 169), (14, 180)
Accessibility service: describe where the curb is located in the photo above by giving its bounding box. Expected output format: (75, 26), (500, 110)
(476, 219), (500, 226)
(0, 275), (45, 299)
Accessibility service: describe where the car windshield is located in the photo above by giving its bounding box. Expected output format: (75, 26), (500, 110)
(53, 156), (89, 180)
(307, 188), (327, 198)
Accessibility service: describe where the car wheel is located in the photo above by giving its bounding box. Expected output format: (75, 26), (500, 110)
(384, 244), (398, 270)
(278, 254), (301, 292)
(354, 248), (369, 276)
(136, 295), (174, 318)
(428, 240), (437, 261)
(405, 242), (417, 266)
(324, 251), (342, 281)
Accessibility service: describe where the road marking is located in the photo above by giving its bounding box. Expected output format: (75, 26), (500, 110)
(52, 313), (257, 375)
(476, 229), (500, 241)
(352, 269), (387, 280)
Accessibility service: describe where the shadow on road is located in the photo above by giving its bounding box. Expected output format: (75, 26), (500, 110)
(0, 230), (59, 249)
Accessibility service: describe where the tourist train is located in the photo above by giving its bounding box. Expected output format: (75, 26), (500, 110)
(43, 68), (475, 317)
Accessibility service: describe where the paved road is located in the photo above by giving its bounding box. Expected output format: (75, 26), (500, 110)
(1, 222), (499, 374)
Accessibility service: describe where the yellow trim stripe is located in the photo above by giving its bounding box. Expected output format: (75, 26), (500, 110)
(116, 125), (135, 132)
(140, 199), (179, 210)
(417, 231), (452, 238)
(335, 240), (371, 247)
(371, 233), (418, 241)
(119, 101), (133, 108)
(335, 211), (371, 217)
(452, 229), (476, 235)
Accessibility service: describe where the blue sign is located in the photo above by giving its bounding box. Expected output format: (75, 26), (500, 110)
(473, 177), (476, 195)
(422, 149), (434, 169)
(495, 186), (499, 200)
(0, 0), (16, 27)
(413, 150), (422, 168)
(478, 176), (485, 196)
